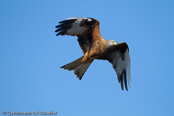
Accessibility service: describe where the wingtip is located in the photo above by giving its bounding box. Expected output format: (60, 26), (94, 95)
(55, 25), (60, 28)
(118, 70), (129, 91)
(124, 70), (128, 91)
(56, 33), (61, 36)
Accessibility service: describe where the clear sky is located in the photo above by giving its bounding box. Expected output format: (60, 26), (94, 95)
(0, 0), (174, 116)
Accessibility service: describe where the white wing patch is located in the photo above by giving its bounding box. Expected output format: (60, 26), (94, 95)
(66, 17), (91, 36)
(67, 17), (92, 21)
(115, 49), (131, 87)
(55, 17), (93, 36)
(125, 49), (131, 87)
(102, 46), (131, 90)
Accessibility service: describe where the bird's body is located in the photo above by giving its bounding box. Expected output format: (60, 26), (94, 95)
(55, 17), (131, 91)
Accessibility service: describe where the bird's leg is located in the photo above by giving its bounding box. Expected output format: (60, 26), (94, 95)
(81, 52), (94, 63)
(81, 52), (89, 63)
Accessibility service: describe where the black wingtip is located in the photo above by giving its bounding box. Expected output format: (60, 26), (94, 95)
(123, 70), (128, 91)
(55, 19), (77, 36)
(119, 70), (128, 91)
(55, 25), (61, 28)
(59, 19), (77, 24)
(120, 74), (124, 91)
(56, 32), (61, 36)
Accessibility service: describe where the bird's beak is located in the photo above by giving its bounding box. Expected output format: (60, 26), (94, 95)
(113, 42), (117, 45)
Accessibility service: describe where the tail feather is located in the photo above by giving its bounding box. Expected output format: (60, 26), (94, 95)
(74, 62), (92, 80)
(61, 56), (83, 70)
(61, 56), (93, 79)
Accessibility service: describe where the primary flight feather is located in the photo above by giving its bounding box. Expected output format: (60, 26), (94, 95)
(55, 17), (131, 91)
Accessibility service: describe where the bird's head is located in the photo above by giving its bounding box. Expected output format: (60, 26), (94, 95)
(108, 40), (117, 46)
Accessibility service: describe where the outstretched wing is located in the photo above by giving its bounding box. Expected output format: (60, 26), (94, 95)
(99, 42), (131, 91)
(55, 17), (103, 54)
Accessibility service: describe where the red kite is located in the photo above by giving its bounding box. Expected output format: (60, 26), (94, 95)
(55, 17), (131, 91)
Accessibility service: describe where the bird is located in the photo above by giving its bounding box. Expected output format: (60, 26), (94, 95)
(55, 17), (131, 91)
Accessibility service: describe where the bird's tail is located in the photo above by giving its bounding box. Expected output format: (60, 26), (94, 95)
(61, 56), (94, 80)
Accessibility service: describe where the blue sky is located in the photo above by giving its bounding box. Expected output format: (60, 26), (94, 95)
(0, 0), (174, 116)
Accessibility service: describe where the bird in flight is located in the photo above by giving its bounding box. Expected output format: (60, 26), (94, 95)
(55, 17), (131, 91)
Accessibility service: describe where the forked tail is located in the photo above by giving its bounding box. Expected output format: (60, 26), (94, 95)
(61, 56), (93, 80)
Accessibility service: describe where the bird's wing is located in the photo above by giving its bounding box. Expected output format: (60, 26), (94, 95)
(99, 42), (131, 91)
(55, 17), (103, 54)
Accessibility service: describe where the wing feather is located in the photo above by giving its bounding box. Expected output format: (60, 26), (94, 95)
(55, 19), (77, 36)
(55, 17), (103, 54)
(99, 42), (131, 91)
(55, 17), (92, 36)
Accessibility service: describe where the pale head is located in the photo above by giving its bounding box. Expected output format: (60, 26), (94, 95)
(108, 40), (117, 46)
